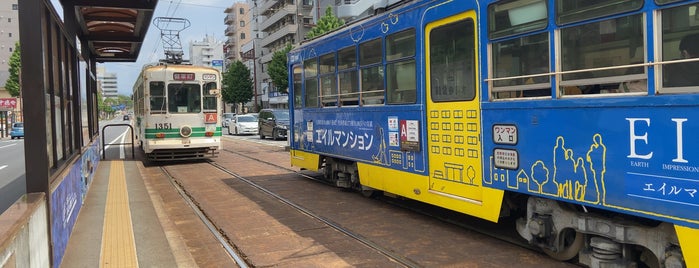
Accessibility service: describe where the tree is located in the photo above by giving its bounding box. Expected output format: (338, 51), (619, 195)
(268, 44), (293, 94)
(306, 6), (344, 39)
(6, 42), (21, 97)
(222, 61), (254, 110)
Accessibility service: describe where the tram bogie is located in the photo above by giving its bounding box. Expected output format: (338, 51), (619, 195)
(287, 0), (699, 267)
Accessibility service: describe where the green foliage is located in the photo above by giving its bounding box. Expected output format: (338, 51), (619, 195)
(306, 6), (344, 39)
(222, 61), (254, 107)
(268, 44), (293, 94)
(6, 42), (21, 97)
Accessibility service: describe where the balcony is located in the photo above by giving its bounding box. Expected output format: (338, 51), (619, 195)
(224, 14), (236, 24)
(259, 24), (296, 48)
(259, 5), (295, 32)
(225, 25), (236, 36)
(258, 0), (277, 16)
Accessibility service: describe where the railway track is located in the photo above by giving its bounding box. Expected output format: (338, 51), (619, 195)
(220, 147), (543, 254)
(154, 140), (577, 267)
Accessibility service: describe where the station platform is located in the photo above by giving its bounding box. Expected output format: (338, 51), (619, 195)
(60, 160), (235, 267)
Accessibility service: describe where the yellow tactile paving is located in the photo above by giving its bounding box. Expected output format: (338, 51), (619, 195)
(99, 161), (139, 268)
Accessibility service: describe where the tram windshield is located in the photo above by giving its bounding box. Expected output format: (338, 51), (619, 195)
(168, 83), (201, 113)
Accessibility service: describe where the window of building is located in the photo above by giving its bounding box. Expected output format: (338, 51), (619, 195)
(240, 33), (245, 40)
(240, 20), (245, 27)
(239, 7), (244, 14)
(12, 4), (17, 10)
(7, 18), (10, 23)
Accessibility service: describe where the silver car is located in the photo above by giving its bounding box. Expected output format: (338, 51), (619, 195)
(228, 114), (258, 135)
(222, 113), (235, 127)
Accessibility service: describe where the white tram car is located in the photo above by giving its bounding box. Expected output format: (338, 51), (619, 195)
(132, 63), (222, 161)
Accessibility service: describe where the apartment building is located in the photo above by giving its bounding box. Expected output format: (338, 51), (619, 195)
(189, 35), (225, 72)
(0, 1), (18, 93)
(224, 2), (251, 65)
(96, 66), (118, 99)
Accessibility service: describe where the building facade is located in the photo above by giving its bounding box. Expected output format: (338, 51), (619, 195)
(224, 2), (251, 65)
(96, 66), (118, 99)
(189, 35), (225, 72)
(0, 0), (18, 90)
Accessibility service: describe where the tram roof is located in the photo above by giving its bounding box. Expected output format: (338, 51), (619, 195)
(59, 0), (158, 62)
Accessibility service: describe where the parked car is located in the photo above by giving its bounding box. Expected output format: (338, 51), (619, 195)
(228, 114), (258, 135)
(222, 113), (235, 127)
(258, 109), (289, 140)
(10, 122), (24, 139)
(123, 114), (130, 121)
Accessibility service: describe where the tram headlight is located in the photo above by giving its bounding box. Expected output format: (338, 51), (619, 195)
(180, 125), (193, 138)
(155, 133), (165, 138)
(205, 131), (214, 137)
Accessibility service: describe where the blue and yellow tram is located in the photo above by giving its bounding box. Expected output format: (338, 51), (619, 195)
(133, 63), (222, 161)
(287, 0), (699, 267)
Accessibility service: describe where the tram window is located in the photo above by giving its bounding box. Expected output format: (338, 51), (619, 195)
(386, 29), (417, 104)
(387, 60), (416, 104)
(337, 46), (359, 106)
(556, 0), (643, 25)
(319, 53), (335, 73)
(202, 82), (217, 111)
(560, 14), (646, 95)
(386, 29), (415, 61)
(305, 78), (319, 107)
(168, 84), (201, 113)
(304, 58), (319, 108)
(361, 66), (384, 105)
(319, 53), (337, 107)
(338, 46), (356, 69)
(656, 0), (683, 4)
(150, 81), (166, 113)
(339, 71), (359, 106)
(360, 39), (384, 105)
(491, 32), (550, 99)
(488, 0), (547, 39)
(660, 4), (699, 92)
(429, 19), (476, 102)
(360, 38), (382, 65)
(293, 65), (303, 108)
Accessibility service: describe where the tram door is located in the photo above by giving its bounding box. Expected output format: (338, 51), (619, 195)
(425, 12), (483, 203)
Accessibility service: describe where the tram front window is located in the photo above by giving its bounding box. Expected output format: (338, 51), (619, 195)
(168, 84), (202, 113)
(150, 82), (166, 113)
(202, 82), (218, 111)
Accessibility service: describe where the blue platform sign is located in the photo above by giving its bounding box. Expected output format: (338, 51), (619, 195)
(212, 60), (223, 67)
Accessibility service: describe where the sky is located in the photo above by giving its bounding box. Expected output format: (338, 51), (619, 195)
(52, 0), (237, 96)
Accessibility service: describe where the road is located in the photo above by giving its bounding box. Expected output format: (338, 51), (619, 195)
(0, 116), (285, 214)
(0, 138), (25, 214)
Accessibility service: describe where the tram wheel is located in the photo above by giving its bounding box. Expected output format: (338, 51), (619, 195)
(543, 228), (584, 261)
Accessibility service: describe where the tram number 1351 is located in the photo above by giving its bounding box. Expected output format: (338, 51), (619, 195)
(155, 123), (172, 130)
